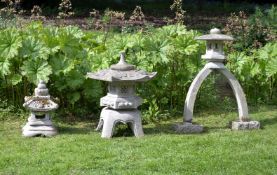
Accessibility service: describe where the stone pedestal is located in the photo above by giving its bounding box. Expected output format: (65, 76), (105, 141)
(96, 107), (144, 138)
(22, 114), (57, 137)
(231, 121), (260, 130)
(173, 122), (204, 133)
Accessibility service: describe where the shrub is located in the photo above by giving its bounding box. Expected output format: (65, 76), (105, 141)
(0, 21), (275, 122)
(0, 23), (204, 122)
(224, 6), (276, 52)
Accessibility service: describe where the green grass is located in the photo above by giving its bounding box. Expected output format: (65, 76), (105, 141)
(1, 106), (277, 175)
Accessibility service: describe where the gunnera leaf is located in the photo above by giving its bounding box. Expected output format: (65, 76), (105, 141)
(21, 59), (52, 84)
(40, 27), (60, 54)
(19, 36), (50, 60)
(7, 74), (22, 85)
(0, 29), (22, 59)
(65, 70), (85, 90)
(67, 92), (81, 105)
(49, 54), (76, 75)
(0, 57), (11, 77)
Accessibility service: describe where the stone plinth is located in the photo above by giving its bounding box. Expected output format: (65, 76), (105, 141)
(173, 122), (204, 133)
(231, 121), (260, 130)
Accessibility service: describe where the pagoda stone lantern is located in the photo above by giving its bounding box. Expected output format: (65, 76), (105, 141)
(174, 28), (260, 133)
(22, 80), (58, 137)
(87, 53), (156, 138)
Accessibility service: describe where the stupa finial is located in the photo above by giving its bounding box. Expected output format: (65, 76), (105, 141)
(110, 52), (135, 71)
(210, 28), (221, 34)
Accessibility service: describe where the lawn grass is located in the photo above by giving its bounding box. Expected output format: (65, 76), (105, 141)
(1, 106), (277, 175)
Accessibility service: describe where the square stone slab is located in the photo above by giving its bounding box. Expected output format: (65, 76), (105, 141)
(173, 122), (204, 133)
(231, 121), (260, 130)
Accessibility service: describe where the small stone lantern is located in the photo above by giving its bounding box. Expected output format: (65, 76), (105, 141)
(22, 80), (58, 137)
(174, 28), (260, 133)
(87, 53), (156, 138)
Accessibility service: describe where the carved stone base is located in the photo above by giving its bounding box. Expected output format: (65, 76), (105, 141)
(96, 107), (144, 138)
(22, 115), (57, 137)
(231, 121), (260, 130)
(22, 126), (57, 137)
(173, 122), (204, 133)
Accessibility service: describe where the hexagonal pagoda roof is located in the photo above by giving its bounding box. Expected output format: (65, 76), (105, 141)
(87, 53), (157, 82)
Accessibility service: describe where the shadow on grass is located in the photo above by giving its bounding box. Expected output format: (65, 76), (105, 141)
(112, 121), (231, 136)
(144, 123), (177, 135)
(111, 123), (177, 137)
(204, 125), (230, 131)
(57, 124), (95, 135)
(259, 115), (277, 127)
(56, 117), (241, 136)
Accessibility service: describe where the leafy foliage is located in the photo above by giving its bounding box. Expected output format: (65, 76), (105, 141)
(0, 29), (21, 59)
(227, 42), (277, 104)
(0, 21), (275, 122)
(21, 59), (52, 84)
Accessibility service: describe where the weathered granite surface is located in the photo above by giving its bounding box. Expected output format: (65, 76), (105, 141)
(232, 121), (260, 130)
(173, 122), (204, 133)
(181, 28), (260, 132)
(96, 107), (144, 138)
(87, 53), (156, 138)
(22, 81), (58, 137)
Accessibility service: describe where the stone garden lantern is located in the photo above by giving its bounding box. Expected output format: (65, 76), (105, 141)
(174, 28), (260, 133)
(87, 53), (156, 138)
(22, 80), (58, 137)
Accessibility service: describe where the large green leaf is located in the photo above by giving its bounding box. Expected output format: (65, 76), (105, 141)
(49, 54), (75, 75)
(67, 92), (81, 105)
(0, 29), (22, 59)
(64, 26), (84, 39)
(266, 58), (277, 77)
(40, 27), (60, 54)
(21, 59), (52, 84)
(19, 36), (50, 60)
(258, 43), (277, 77)
(0, 57), (10, 77)
(57, 26), (84, 56)
(82, 79), (102, 99)
(143, 37), (169, 64)
(65, 70), (85, 90)
(7, 74), (22, 85)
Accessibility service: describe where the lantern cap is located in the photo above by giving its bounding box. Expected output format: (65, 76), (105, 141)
(196, 28), (234, 41)
(87, 53), (157, 82)
(23, 80), (58, 112)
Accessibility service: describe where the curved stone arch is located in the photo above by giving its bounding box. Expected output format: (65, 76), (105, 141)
(218, 69), (249, 120)
(184, 64), (249, 123)
(184, 65), (212, 122)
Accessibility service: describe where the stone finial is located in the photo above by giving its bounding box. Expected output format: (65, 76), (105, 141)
(210, 28), (221, 34)
(35, 80), (49, 96)
(111, 52), (135, 71)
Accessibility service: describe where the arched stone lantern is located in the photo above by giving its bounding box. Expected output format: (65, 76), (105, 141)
(174, 28), (260, 133)
(22, 80), (58, 137)
(87, 53), (156, 138)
